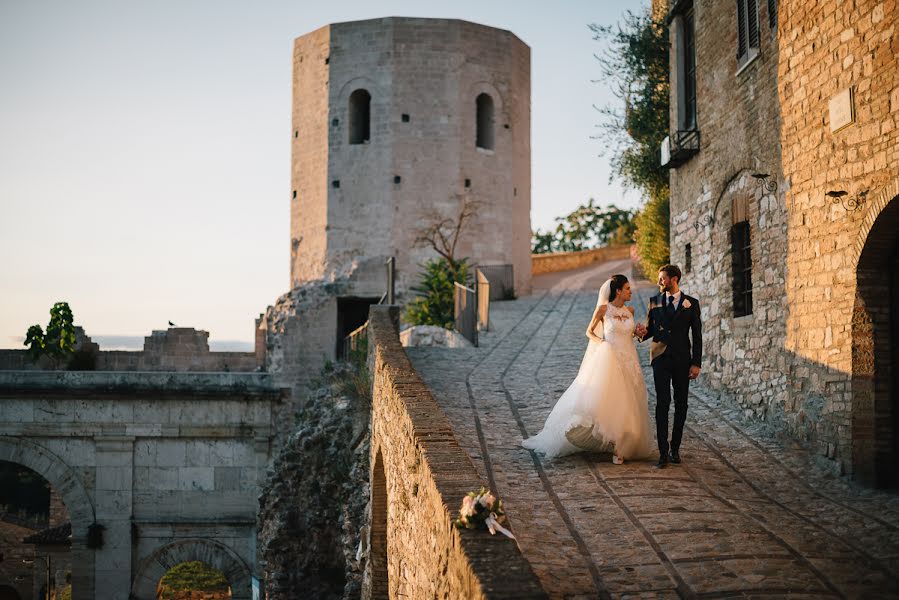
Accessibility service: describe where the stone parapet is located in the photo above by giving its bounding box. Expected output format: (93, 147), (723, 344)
(364, 305), (546, 600)
(530, 244), (633, 275)
(0, 370), (282, 399)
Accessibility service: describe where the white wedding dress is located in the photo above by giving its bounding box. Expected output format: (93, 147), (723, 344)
(522, 285), (654, 460)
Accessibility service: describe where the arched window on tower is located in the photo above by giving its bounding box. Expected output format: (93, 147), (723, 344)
(348, 89), (371, 144)
(476, 93), (494, 150)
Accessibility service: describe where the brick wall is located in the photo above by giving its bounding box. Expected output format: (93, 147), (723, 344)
(364, 305), (546, 600)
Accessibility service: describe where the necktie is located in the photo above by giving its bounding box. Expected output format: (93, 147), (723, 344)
(666, 294), (675, 314)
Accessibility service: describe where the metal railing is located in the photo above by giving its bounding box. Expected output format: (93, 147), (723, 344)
(342, 320), (370, 361)
(454, 282), (478, 347)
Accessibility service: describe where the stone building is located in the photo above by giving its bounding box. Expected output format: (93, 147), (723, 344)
(662, 0), (898, 484)
(263, 17), (532, 381)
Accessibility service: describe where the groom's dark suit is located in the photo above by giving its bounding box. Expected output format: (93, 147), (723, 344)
(638, 292), (702, 457)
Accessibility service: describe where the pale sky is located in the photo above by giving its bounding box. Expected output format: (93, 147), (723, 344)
(0, 0), (646, 349)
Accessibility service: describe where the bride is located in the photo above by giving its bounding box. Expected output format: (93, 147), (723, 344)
(521, 274), (654, 463)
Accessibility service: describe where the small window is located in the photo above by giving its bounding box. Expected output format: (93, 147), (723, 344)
(731, 221), (753, 317)
(475, 93), (494, 150)
(736, 0), (760, 70)
(685, 243), (692, 273)
(401, 113), (410, 123)
(348, 89), (371, 145)
(767, 0), (777, 29)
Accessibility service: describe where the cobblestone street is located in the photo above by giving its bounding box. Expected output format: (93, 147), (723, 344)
(406, 259), (899, 599)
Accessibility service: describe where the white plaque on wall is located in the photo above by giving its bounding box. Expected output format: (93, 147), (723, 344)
(829, 87), (855, 133)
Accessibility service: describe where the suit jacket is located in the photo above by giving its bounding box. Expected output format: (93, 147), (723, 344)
(639, 292), (702, 367)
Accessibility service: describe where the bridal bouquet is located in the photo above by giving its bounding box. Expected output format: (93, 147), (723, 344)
(453, 487), (515, 538)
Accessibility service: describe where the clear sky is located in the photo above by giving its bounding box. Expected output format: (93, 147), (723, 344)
(0, 0), (647, 349)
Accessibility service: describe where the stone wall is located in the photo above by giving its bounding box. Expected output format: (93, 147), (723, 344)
(364, 305), (546, 600)
(0, 327), (258, 372)
(665, 0), (899, 481)
(530, 244), (634, 275)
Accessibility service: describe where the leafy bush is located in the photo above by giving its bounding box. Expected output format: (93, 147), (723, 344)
(24, 302), (76, 365)
(158, 561), (229, 596)
(404, 257), (471, 328)
(634, 189), (670, 273)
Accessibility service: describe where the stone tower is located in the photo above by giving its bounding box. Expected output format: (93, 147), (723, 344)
(289, 17), (532, 300)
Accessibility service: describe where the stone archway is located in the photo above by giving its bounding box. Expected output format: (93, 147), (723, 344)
(0, 437), (96, 600)
(131, 538), (252, 600)
(852, 187), (899, 487)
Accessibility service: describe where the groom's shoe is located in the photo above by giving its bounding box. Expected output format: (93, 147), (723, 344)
(669, 449), (681, 464)
(654, 455), (669, 469)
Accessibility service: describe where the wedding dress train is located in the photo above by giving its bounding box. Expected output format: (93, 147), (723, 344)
(521, 300), (654, 460)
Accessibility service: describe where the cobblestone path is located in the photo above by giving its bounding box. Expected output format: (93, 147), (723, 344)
(406, 259), (899, 599)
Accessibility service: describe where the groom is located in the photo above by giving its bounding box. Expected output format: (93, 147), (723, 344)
(635, 264), (702, 468)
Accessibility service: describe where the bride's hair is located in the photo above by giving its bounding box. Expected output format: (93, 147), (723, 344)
(608, 274), (629, 302)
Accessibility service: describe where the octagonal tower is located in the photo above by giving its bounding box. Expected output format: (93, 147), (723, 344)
(289, 17), (532, 300)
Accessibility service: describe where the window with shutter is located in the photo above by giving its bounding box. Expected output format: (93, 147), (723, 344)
(768, 0), (777, 29)
(683, 9), (697, 129)
(736, 0), (761, 71)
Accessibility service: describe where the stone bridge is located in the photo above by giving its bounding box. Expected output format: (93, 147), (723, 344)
(368, 257), (899, 599)
(0, 371), (285, 600)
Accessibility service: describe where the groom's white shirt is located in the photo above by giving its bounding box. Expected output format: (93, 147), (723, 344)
(664, 290), (682, 308)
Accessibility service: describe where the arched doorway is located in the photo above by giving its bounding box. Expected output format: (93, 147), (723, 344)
(0, 438), (94, 600)
(853, 190), (899, 487)
(132, 539), (251, 600)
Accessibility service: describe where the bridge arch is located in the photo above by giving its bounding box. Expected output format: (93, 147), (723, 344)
(131, 538), (252, 600)
(0, 436), (96, 600)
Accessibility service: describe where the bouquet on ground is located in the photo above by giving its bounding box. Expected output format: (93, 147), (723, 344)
(453, 486), (515, 538)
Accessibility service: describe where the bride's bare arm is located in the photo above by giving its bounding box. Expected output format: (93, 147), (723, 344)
(586, 305), (607, 341)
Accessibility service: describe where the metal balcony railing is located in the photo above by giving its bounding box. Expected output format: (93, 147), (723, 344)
(660, 129), (701, 168)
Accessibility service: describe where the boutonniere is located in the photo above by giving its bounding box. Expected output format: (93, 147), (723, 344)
(682, 299), (692, 309)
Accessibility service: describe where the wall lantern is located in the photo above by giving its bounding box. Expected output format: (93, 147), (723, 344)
(751, 173), (777, 193)
(826, 189), (867, 212)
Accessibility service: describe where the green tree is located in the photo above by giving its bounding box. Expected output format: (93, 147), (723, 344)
(24, 302), (76, 365)
(531, 199), (636, 254)
(590, 9), (670, 271)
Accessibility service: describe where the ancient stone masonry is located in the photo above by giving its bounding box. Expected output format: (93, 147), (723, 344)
(0, 371), (285, 600)
(664, 0), (899, 483)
